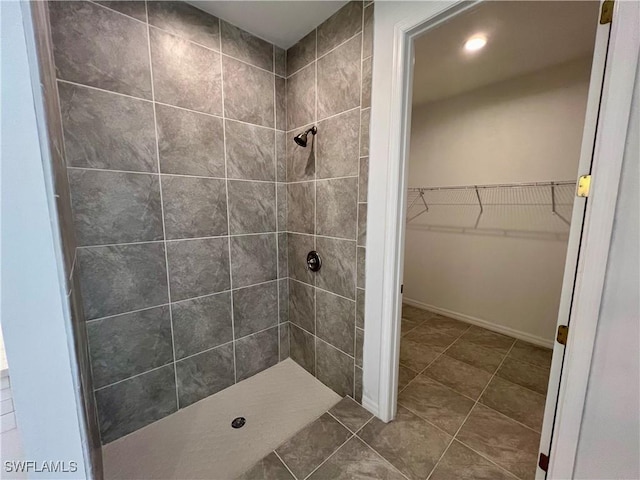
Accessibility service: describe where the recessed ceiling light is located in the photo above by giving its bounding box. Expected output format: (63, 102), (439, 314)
(464, 34), (487, 52)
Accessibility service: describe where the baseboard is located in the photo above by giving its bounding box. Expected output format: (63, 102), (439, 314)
(403, 297), (555, 349)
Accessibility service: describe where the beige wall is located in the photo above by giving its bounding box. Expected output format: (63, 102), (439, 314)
(404, 58), (592, 344)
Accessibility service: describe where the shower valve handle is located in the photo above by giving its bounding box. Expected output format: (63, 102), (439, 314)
(306, 251), (322, 272)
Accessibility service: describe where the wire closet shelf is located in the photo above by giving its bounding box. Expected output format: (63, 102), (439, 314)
(406, 180), (577, 227)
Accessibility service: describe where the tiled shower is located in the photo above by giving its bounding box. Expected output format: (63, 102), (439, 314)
(34, 0), (373, 462)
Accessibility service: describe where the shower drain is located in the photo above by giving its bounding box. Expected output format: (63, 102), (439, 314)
(231, 417), (246, 429)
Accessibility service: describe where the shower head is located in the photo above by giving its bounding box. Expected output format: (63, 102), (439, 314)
(293, 126), (317, 147)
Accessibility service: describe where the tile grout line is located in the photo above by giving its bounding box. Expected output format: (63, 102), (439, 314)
(143, 0), (180, 411)
(273, 450), (299, 480)
(273, 43), (281, 363)
(313, 26), (318, 379)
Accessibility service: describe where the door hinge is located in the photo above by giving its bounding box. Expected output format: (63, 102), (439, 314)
(557, 325), (569, 345)
(539, 453), (549, 472)
(600, 0), (614, 24)
(577, 174), (591, 197)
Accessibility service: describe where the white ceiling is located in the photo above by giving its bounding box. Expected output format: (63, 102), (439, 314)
(412, 1), (599, 105)
(189, 1), (348, 49)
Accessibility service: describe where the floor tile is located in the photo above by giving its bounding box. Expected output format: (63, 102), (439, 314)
(358, 406), (451, 480)
(401, 316), (424, 335)
(401, 304), (433, 322)
(459, 326), (516, 353)
(480, 377), (546, 432)
(275, 413), (351, 479)
(329, 397), (373, 433)
(238, 452), (294, 480)
(429, 441), (517, 480)
(399, 337), (439, 372)
(398, 364), (418, 391)
(398, 375), (475, 435)
(496, 357), (549, 395)
(403, 327), (458, 353)
(420, 315), (470, 337)
(444, 339), (506, 374)
(508, 341), (553, 369)
(456, 404), (540, 480)
(423, 355), (492, 400)
(308, 437), (405, 480)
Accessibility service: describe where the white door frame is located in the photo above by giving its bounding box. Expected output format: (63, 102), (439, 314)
(363, 1), (639, 478)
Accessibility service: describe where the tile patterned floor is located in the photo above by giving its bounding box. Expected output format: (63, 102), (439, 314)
(239, 305), (552, 480)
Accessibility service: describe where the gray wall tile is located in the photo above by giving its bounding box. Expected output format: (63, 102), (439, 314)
(78, 243), (168, 319)
(161, 175), (228, 239)
(287, 233), (315, 285)
(360, 108), (370, 157)
(356, 328), (364, 368)
(289, 279), (315, 333)
(359, 157), (369, 202)
(171, 292), (233, 358)
(290, 324), (315, 375)
(316, 339), (354, 397)
(228, 181), (276, 234)
(316, 178), (358, 239)
(287, 182), (315, 234)
(58, 82), (156, 172)
(317, 35), (361, 120)
(49, 1), (152, 98)
(363, 4), (374, 59)
(276, 76), (286, 131)
(277, 185), (288, 233)
(97, 1), (147, 21)
(317, 109), (359, 179)
(88, 306), (173, 388)
(287, 30), (316, 76)
(235, 327), (279, 381)
(362, 57), (372, 108)
(316, 237), (357, 300)
(358, 203), (367, 246)
(316, 290), (355, 355)
(147, 1), (220, 49)
(221, 21), (273, 71)
(356, 288), (365, 329)
(286, 129), (316, 181)
(223, 56), (274, 127)
(357, 246), (366, 289)
(225, 120), (276, 181)
(150, 28), (222, 115)
(156, 104), (225, 177)
(233, 281), (279, 337)
(286, 65), (315, 131)
(275, 47), (286, 77)
(69, 169), (163, 246)
(278, 232), (288, 277)
(95, 364), (177, 443)
(279, 278), (289, 323)
(317, 1), (363, 57)
(176, 344), (234, 407)
(276, 131), (287, 182)
(355, 366), (363, 402)
(230, 234), (277, 288)
(166, 237), (230, 301)
(279, 323), (290, 360)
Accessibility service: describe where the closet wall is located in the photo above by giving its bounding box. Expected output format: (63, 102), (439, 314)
(285, 0), (372, 402)
(405, 58), (592, 345)
(48, 0), (289, 444)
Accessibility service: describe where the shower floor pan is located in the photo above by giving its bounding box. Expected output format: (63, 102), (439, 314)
(103, 359), (341, 479)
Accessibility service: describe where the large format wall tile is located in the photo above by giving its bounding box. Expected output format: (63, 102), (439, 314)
(235, 327), (279, 381)
(316, 340), (354, 398)
(230, 234), (278, 288)
(223, 56), (274, 127)
(97, 1), (147, 22)
(156, 104), (225, 177)
(277, 187), (288, 234)
(316, 290), (355, 355)
(287, 30), (315, 76)
(176, 343), (235, 407)
(279, 279), (289, 323)
(317, 109), (360, 178)
(360, 108), (370, 157)
(275, 47), (286, 77)
(287, 233), (315, 285)
(87, 306), (173, 388)
(233, 281), (279, 337)
(278, 231), (288, 277)
(276, 131), (287, 181)
(161, 175), (227, 239)
(288, 279), (315, 333)
(147, 1), (220, 49)
(316, 177), (358, 239)
(69, 169), (163, 246)
(150, 28), (222, 115)
(49, 1), (152, 98)
(290, 324), (316, 375)
(225, 120), (276, 181)
(287, 182), (315, 234)
(78, 243), (168, 319)
(58, 82), (156, 172)
(221, 21), (273, 71)
(228, 181), (276, 234)
(317, 35), (361, 120)
(316, 237), (357, 300)
(286, 64), (315, 131)
(95, 364), (177, 443)
(362, 57), (372, 109)
(317, 1), (363, 57)
(166, 237), (230, 301)
(171, 292), (233, 358)
(359, 157), (369, 202)
(286, 130), (316, 181)
(276, 76), (286, 131)
(363, 4), (374, 59)
(279, 323), (290, 360)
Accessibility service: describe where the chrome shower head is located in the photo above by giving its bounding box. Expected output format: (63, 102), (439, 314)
(293, 126), (317, 147)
